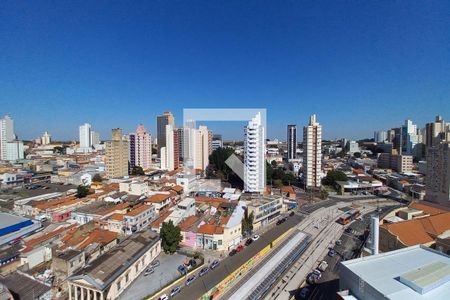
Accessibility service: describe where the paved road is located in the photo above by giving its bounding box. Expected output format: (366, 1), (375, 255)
(119, 253), (187, 300)
(302, 204), (402, 300)
(151, 213), (305, 300)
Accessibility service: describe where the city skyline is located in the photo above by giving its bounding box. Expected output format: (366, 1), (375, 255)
(1, 1), (449, 140)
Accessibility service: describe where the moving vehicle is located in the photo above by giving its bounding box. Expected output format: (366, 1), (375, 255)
(289, 211), (295, 217)
(144, 267), (154, 276)
(210, 259), (220, 269)
(170, 287), (181, 297)
(337, 209), (361, 225)
(151, 260), (160, 267)
(252, 234), (260, 241)
(185, 274), (197, 286)
(199, 267), (209, 277)
(245, 238), (253, 246)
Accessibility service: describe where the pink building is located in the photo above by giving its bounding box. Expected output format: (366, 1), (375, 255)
(130, 124), (152, 170)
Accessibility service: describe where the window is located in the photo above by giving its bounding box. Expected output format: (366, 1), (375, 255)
(117, 280), (121, 291)
(218, 240), (222, 245)
(135, 264), (139, 272)
(125, 272), (129, 282)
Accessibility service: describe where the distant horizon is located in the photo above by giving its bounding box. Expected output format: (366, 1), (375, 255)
(2, 1), (449, 141)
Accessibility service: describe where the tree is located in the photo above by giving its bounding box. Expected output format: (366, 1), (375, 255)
(322, 170), (348, 186)
(131, 166), (145, 176)
(353, 152), (362, 158)
(320, 189), (329, 200)
(53, 146), (66, 155)
(241, 211), (254, 235)
(160, 220), (183, 254)
(76, 185), (91, 198)
(92, 174), (103, 182)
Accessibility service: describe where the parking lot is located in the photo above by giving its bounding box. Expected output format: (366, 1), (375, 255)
(118, 252), (188, 300)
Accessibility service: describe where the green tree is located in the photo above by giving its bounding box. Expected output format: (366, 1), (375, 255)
(241, 211), (254, 235)
(322, 170), (348, 186)
(160, 220), (183, 254)
(92, 174), (103, 182)
(53, 146), (66, 155)
(131, 166), (145, 176)
(76, 185), (91, 198)
(320, 189), (329, 200)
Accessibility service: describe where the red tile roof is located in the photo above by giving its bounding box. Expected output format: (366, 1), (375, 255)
(198, 224), (224, 235)
(145, 194), (172, 204)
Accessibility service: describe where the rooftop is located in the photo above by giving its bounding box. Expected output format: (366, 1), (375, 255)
(340, 245), (450, 299)
(69, 230), (159, 291)
(0, 271), (51, 300)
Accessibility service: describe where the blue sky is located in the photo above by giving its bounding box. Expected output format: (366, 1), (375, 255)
(1, 1), (449, 141)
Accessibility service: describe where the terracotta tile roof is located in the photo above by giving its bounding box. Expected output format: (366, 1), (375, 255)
(195, 197), (227, 203)
(77, 229), (118, 250)
(97, 202), (130, 216)
(125, 204), (152, 217)
(33, 196), (78, 210)
(145, 194), (172, 204)
(178, 216), (200, 231)
(281, 186), (295, 195)
(22, 224), (77, 252)
(198, 224), (224, 235)
(151, 211), (172, 228)
(382, 212), (450, 246)
(109, 213), (124, 221)
(166, 168), (183, 177)
(172, 185), (184, 192)
(220, 216), (231, 226)
(409, 202), (448, 216)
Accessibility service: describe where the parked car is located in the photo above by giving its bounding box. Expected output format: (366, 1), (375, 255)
(236, 245), (244, 252)
(158, 294), (169, 300)
(177, 265), (187, 275)
(245, 238), (253, 246)
(151, 260), (160, 267)
(252, 234), (260, 241)
(328, 249), (337, 257)
(185, 274), (197, 286)
(170, 287), (181, 297)
(188, 258), (197, 267)
(144, 267), (154, 276)
(229, 249), (237, 256)
(345, 227), (352, 233)
(318, 260), (328, 272)
(335, 240), (342, 246)
(210, 259), (220, 269)
(299, 287), (310, 299)
(199, 266), (209, 277)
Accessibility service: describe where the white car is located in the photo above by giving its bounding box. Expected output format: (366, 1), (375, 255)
(252, 234), (260, 241)
(158, 294), (169, 300)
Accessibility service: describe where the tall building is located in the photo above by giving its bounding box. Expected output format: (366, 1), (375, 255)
(90, 131), (100, 146)
(183, 125), (211, 171)
(425, 116), (450, 208)
(79, 123), (92, 149)
(425, 143), (450, 208)
(211, 134), (223, 151)
(160, 124), (179, 171)
(6, 140), (24, 161)
(401, 119), (418, 155)
(0, 115), (15, 160)
(374, 130), (387, 143)
(287, 125), (297, 160)
(175, 127), (184, 161)
(41, 131), (51, 145)
(244, 112), (265, 193)
(157, 112), (174, 156)
(425, 115), (447, 147)
(129, 125), (152, 170)
(105, 128), (129, 178)
(303, 114), (322, 189)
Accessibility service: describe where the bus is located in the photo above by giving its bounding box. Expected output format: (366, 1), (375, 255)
(337, 209), (360, 225)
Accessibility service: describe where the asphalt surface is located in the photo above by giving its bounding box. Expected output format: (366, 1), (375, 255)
(297, 205), (402, 300)
(153, 213), (305, 300)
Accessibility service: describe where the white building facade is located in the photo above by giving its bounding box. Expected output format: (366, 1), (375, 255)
(79, 123), (92, 149)
(303, 114), (322, 188)
(244, 112), (265, 193)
